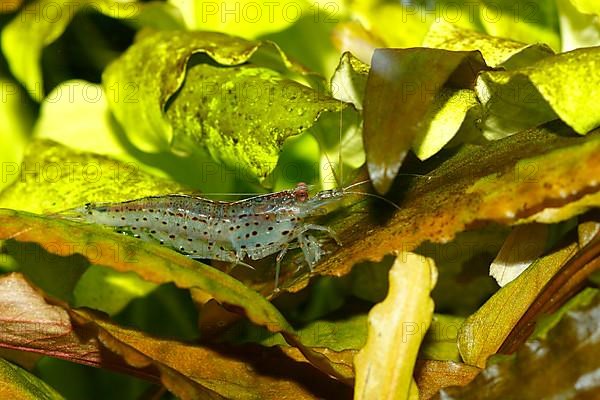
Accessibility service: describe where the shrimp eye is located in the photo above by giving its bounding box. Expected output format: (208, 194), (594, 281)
(294, 182), (309, 202)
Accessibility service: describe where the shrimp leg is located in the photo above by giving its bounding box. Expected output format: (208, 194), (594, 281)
(275, 243), (291, 290)
(300, 224), (342, 246)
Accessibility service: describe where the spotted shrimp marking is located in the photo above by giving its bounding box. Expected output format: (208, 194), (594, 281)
(72, 182), (346, 288)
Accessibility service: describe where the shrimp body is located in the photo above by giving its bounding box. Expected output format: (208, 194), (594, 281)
(72, 183), (345, 286)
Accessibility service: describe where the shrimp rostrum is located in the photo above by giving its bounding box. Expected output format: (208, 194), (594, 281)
(70, 183), (346, 289)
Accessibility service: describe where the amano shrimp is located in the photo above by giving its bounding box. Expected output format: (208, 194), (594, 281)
(69, 182), (363, 288)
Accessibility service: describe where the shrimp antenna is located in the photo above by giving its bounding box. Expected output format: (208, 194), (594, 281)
(340, 180), (401, 211)
(343, 172), (433, 193)
(311, 100), (343, 189)
(324, 99), (344, 188)
(343, 179), (371, 191)
(338, 99), (344, 187)
(341, 172), (434, 212)
(343, 190), (402, 211)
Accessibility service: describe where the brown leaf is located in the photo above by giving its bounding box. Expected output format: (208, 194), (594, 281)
(413, 360), (480, 400)
(458, 240), (578, 367)
(282, 122), (600, 293)
(499, 228), (600, 354)
(0, 0), (22, 13)
(434, 294), (600, 399)
(0, 273), (157, 381)
(0, 273), (352, 399)
(0, 212), (351, 383)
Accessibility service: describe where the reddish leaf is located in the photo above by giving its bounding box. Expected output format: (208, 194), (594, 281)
(0, 273), (352, 399)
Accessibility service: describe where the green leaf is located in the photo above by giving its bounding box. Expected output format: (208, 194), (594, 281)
(351, 4), (430, 49)
(165, 62), (342, 180)
(102, 29), (301, 151)
(476, 70), (557, 140)
(0, 210), (351, 383)
(352, 2), (479, 50)
(0, 139), (185, 214)
(412, 88), (480, 161)
(224, 313), (368, 352)
(556, 0), (600, 51)
(532, 287), (599, 339)
(458, 240), (578, 367)
(348, 258), (392, 304)
(168, 0), (313, 38)
(363, 48), (488, 194)
(333, 51), (481, 164)
(423, 21), (554, 68)
(354, 253), (437, 399)
(0, 357), (64, 400)
(569, 0), (600, 15)
(477, 46), (600, 137)
(477, 0), (560, 52)
(0, 79), (34, 192)
(437, 293), (600, 399)
(102, 29), (338, 180)
(418, 227), (507, 316)
(72, 266), (157, 315)
(123, 2), (184, 31)
(330, 51), (369, 111)
(250, 7), (345, 77)
(0, 139), (183, 312)
(34, 80), (132, 159)
(1, 0), (184, 101)
(420, 315), (464, 362)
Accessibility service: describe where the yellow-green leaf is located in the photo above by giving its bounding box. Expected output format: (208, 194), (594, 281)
(102, 29), (338, 180)
(0, 358), (64, 400)
(569, 0), (600, 15)
(169, 0), (315, 38)
(557, 0), (600, 51)
(1, 0), (184, 101)
(354, 253), (437, 399)
(412, 88), (479, 161)
(518, 191), (600, 224)
(0, 139), (184, 214)
(423, 20), (554, 68)
(34, 80), (132, 160)
(330, 51), (369, 111)
(0, 79), (34, 192)
(165, 62), (343, 180)
(477, 47), (600, 137)
(477, 0), (560, 52)
(420, 314), (464, 362)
